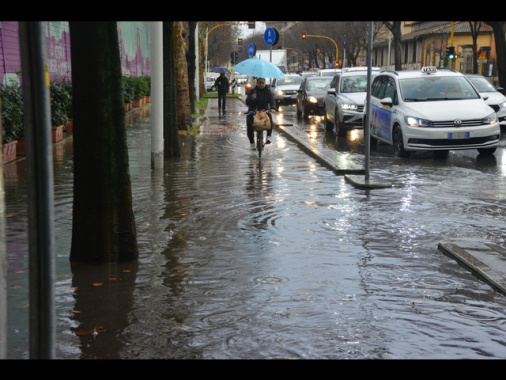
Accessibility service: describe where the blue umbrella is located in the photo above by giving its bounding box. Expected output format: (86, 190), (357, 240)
(211, 67), (231, 75)
(232, 58), (284, 79)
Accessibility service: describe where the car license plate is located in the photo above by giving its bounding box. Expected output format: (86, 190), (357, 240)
(291, 94), (297, 99)
(448, 132), (470, 139)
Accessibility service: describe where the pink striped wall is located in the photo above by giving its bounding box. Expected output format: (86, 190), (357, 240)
(0, 21), (151, 85)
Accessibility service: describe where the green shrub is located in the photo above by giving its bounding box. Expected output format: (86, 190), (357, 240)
(1, 81), (24, 143)
(140, 76), (151, 96)
(122, 76), (134, 104)
(50, 80), (72, 127)
(132, 77), (143, 101)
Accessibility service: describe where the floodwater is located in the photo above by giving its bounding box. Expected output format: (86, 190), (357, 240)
(5, 100), (506, 359)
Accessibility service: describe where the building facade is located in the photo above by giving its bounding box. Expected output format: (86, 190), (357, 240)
(372, 21), (497, 82)
(0, 21), (151, 85)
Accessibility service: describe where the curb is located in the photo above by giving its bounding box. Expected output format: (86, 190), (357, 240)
(438, 239), (506, 296)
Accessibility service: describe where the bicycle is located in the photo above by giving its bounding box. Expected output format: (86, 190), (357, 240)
(248, 110), (272, 159)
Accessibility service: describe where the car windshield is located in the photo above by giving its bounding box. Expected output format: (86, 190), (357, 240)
(468, 76), (496, 92)
(400, 76), (480, 101)
(340, 75), (368, 93)
(277, 76), (304, 86)
(306, 78), (332, 91)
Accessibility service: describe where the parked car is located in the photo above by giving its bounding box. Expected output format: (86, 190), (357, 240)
(465, 74), (506, 128)
(300, 71), (317, 77)
(366, 66), (500, 158)
(317, 68), (341, 77)
(236, 74), (248, 85)
(324, 67), (380, 136)
(270, 74), (305, 110)
(245, 76), (257, 95)
(296, 76), (334, 121)
(206, 74), (219, 92)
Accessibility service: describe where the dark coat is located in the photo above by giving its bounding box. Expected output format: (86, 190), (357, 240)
(214, 75), (229, 95)
(246, 85), (276, 111)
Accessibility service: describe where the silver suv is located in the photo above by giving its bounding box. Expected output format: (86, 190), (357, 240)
(323, 68), (379, 136)
(465, 74), (506, 128)
(270, 74), (305, 110)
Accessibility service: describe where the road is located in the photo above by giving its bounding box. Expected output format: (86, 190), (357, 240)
(5, 97), (506, 359)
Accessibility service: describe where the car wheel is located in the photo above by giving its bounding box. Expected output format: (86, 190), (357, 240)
(324, 110), (334, 132)
(370, 135), (378, 148)
(393, 126), (409, 157)
(477, 147), (497, 155)
(303, 106), (310, 121)
(336, 115), (347, 137)
(211, 86), (216, 92)
(433, 150), (449, 159)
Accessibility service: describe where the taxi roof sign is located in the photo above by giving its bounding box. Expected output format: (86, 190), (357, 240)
(421, 66), (437, 74)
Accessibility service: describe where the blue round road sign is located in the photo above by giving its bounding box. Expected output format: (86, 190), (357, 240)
(264, 28), (276, 46)
(248, 43), (256, 57)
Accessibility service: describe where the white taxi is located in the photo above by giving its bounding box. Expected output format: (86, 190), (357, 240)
(367, 66), (500, 158)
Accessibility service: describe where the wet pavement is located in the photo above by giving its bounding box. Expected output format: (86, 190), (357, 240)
(5, 97), (506, 359)
(229, 94), (506, 298)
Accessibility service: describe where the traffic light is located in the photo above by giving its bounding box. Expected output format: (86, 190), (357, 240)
(238, 38), (243, 46)
(302, 33), (307, 40)
(232, 51), (238, 64)
(446, 46), (455, 60)
(248, 21), (255, 29)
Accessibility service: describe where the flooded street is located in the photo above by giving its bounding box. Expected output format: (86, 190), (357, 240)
(5, 99), (506, 359)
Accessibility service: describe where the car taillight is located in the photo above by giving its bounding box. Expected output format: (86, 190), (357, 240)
(245, 83), (251, 94)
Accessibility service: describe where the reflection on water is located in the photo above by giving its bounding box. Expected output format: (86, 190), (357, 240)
(5, 105), (506, 359)
(70, 261), (138, 360)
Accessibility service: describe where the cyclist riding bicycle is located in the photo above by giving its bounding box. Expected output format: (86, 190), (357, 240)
(246, 78), (277, 150)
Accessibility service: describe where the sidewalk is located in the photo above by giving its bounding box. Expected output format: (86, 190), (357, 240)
(202, 95), (506, 297)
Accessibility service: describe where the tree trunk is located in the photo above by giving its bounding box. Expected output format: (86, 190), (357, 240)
(187, 21), (197, 113)
(174, 21), (192, 131)
(384, 21), (402, 71)
(163, 22), (181, 158)
(485, 21), (506, 89)
(198, 23), (208, 96)
(392, 23), (402, 71)
(469, 22), (482, 74)
(69, 22), (138, 263)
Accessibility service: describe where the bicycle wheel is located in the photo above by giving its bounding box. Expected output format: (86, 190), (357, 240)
(256, 130), (263, 158)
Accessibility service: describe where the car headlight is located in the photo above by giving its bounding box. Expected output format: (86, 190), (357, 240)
(276, 90), (284, 96)
(341, 103), (358, 110)
(308, 96), (318, 104)
(482, 112), (498, 124)
(499, 101), (506, 109)
(404, 115), (430, 127)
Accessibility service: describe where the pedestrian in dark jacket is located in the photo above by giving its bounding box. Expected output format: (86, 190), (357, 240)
(214, 72), (229, 112)
(245, 78), (277, 150)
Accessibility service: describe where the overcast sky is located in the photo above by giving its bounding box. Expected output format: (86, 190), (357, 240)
(239, 22), (266, 38)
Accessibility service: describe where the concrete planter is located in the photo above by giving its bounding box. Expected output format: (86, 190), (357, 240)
(2, 140), (18, 164)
